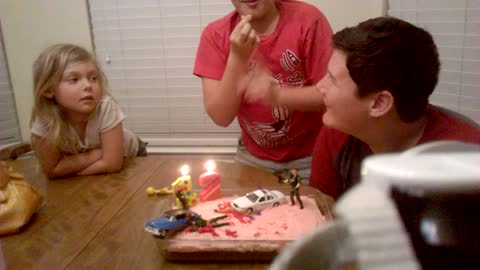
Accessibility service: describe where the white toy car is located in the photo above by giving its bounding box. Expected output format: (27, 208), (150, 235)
(232, 189), (287, 214)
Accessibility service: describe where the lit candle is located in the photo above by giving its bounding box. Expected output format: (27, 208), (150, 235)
(172, 165), (190, 190)
(171, 164), (197, 208)
(198, 160), (222, 202)
(179, 165), (190, 180)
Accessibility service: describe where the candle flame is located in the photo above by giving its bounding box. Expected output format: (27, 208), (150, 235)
(180, 164), (190, 176)
(205, 160), (216, 172)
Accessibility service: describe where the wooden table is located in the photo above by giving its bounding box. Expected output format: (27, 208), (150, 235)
(1, 155), (300, 270)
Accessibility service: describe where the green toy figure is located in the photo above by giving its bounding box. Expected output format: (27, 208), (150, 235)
(274, 168), (304, 209)
(175, 189), (189, 209)
(188, 214), (230, 232)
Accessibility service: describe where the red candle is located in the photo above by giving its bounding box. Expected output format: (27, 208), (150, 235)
(198, 160), (222, 202)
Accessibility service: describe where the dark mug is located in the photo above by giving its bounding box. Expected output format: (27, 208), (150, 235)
(271, 142), (480, 270)
(391, 186), (480, 270)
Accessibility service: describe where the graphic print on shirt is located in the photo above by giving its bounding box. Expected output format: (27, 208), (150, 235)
(280, 50), (301, 71)
(242, 49), (305, 148)
(242, 104), (293, 148)
(287, 71), (305, 87)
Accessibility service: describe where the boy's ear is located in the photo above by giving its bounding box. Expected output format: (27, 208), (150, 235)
(369, 90), (393, 118)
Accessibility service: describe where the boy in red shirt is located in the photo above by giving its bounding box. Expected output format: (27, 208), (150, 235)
(310, 17), (480, 201)
(194, 0), (333, 179)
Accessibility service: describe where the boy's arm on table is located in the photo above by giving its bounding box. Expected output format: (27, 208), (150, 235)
(32, 134), (102, 179)
(77, 123), (124, 175)
(202, 15), (258, 127)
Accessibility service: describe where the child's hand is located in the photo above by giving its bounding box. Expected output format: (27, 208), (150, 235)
(243, 63), (280, 105)
(229, 15), (260, 60)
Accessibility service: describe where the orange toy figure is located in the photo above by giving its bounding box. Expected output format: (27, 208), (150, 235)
(215, 201), (233, 214)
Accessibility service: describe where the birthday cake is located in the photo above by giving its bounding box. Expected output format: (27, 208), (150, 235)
(156, 187), (331, 262)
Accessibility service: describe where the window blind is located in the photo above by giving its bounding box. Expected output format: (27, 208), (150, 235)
(88, 0), (240, 153)
(388, 0), (480, 124)
(0, 22), (21, 147)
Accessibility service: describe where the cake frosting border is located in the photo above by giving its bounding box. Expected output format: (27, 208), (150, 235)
(154, 186), (333, 262)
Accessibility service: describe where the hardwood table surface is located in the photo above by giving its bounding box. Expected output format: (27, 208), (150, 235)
(1, 154), (312, 270)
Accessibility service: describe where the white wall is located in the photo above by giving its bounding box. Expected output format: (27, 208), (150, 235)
(307, 0), (386, 31)
(0, 0), (384, 142)
(0, 0), (92, 141)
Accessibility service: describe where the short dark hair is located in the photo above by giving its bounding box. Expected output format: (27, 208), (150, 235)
(332, 17), (440, 122)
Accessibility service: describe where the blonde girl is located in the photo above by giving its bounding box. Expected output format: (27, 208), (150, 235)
(31, 44), (146, 178)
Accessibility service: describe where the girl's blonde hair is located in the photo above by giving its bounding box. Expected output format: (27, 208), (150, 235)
(30, 44), (108, 153)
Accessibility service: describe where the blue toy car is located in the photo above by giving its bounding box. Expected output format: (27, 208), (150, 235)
(144, 209), (200, 238)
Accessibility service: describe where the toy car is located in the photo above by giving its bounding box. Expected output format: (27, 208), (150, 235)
(232, 189), (287, 214)
(144, 209), (200, 238)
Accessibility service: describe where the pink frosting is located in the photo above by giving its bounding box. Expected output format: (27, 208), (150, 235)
(173, 196), (325, 241)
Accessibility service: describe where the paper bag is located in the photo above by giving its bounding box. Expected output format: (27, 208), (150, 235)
(0, 162), (43, 235)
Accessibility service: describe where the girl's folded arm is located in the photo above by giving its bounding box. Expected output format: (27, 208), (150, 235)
(77, 123), (124, 175)
(32, 135), (101, 178)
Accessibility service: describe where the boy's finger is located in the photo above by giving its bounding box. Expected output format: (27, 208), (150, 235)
(234, 15), (252, 33)
(240, 23), (252, 37)
(248, 29), (258, 46)
(240, 14), (252, 23)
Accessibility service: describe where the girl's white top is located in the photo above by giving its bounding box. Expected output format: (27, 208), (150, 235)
(31, 95), (139, 158)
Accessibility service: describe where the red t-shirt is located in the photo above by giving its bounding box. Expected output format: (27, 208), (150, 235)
(194, 0), (333, 161)
(310, 106), (480, 199)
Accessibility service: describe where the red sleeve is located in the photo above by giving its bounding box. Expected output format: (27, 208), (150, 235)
(309, 127), (349, 199)
(303, 11), (333, 84)
(421, 107), (480, 144)
(193, 24), (230, 80)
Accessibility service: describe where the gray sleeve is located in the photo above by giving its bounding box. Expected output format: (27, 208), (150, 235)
(98, 95), (126, 133)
